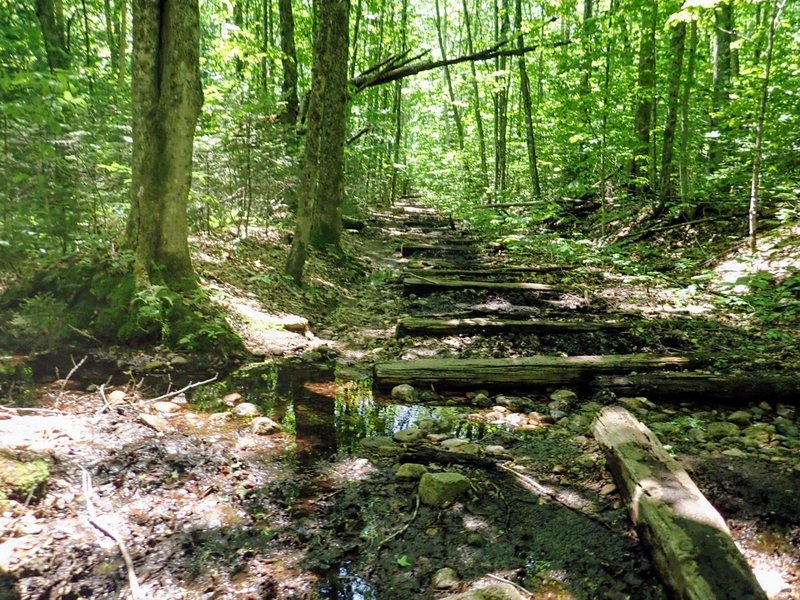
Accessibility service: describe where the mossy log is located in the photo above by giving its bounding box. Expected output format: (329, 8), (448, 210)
(403, 275), (560, 295)
(406, 265), (573, 277)
(396, 316), (629, 338)
(374, 354), (693, 389)
(593, 372), (800, 402)
(400, 242), (477, 257)
(593, 406), (766, 600)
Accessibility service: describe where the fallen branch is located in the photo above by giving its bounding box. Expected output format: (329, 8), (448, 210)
(377, 494), (420, 550)
(58, 355), (88, 398)
(486, 574), (533, 598)
(80, 468), (143, 599)
(149, 375), (218, 402)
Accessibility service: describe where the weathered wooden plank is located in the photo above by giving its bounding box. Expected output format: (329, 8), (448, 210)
(593, 372), (800, 402)
(593, 406), (766, 600)
(374, 354), (692, 389)
(396, 316), (629, 338)
(403, 275), (560, 295)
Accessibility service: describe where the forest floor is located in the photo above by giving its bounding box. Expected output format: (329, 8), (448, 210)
(1, 204), (799, 599)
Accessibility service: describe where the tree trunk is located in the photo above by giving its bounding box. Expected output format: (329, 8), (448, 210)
(494, 0), (510, 196)
(678, 20), (697, 214)
(659, 21), (685, 202)
(632, 0), (656, 187)
(310, 0), (350, 250)
(278, 0), (299, 123)
(462, 0), (489, 191)
(127, 0), (203, 288)
(35, 0), (70, 70)
(390, 0), (408, 203)
(594, 407), (767, 600)
(749, 0), (786, 253)
(103, 0), (119, 73)
(117, 0), (127, 84)
(711, 0), (733, 165)
(350, 0), (363, 79)
(515, 0), (540, 198)
(434, 0), (466, 154)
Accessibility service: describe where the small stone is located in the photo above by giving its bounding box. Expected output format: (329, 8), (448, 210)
(432, 567), (459, 590)
(618, 397), (648, 412)
(473, 393), (492, 408)
(361, 436), (395, 449)
(138, 413), (174, 433)
(743, 423), (775, 443)
(419, 390), (441, 402)
(85, 384), (99, 393)
(232, 403), (261, 417)
(492, 405), (509, 414)
(549, 389), (578, 406)
(721, 448), (748, 458)
(170, 355), (189, 366)
(441, 583), (524, 600)
(707, 421), (740, 440)
(550, 409), (568, 420)
(599, 483), (616, 496)
(396, 463), (428, 480)
(427, 433), (450, 443)
(494, 395), (529, 412)
(552, 465), (564, 474)
(142, 360), (166, 371)
(440, 438), (468, 449)
(416, 418), (438, 432)
(418, 472), (471, 507)
(19, 522), (44, 535)
(758, 402), (772, 412)
(223, 392), (242, 406)
(209, 412), (231, 424)
(153, 401), (181, 414)
(774, 417), (799, 438)
(108, 390), (127, 404)
(252, 416), (282, 435)
(391, 384), (417, 402)
(727, 410), (752, 427)
(450, 443), (481, 455)
(394, 427), (423, 443)
(485, 445), (506, 455)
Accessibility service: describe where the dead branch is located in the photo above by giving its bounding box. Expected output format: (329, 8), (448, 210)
(58, 355), (88, 398)
(149, 375), (218, 402)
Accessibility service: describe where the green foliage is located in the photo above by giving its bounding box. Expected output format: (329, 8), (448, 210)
(9, 292), (71, 348)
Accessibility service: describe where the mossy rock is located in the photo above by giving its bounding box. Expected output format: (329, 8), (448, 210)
(0, 451), (51, 508)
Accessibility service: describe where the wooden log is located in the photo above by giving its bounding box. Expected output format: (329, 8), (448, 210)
(407, 265), (573, 277)
(400, 243), (476, 257)
(342, 215), (365, 230)
(403, 275), (560, 295)
(374, 354), (693, 389)
(593, 372), (800, 402)
(593, 406), (766, 600)
(396, 316), (629, 338)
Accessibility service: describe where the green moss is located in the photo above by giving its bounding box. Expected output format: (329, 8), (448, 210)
(0, 452), (51, 507)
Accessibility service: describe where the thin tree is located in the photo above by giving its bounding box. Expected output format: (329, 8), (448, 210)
(749, 0), (787, 252)
(514, 0), (540, 198)
(632, 0), (657, 188)
(462, 0), (489, 190)
(35, 0), (70, 70)
(434, 0), (466, 154)
(658, 18), (686, 204)
(678, 19), (698, 215)
(278, 0), (299, 123)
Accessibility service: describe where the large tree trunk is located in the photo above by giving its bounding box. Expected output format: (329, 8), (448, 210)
(127, 0), (203, 288)
(310, 0), (350, 250)
(678, 21), (698, 215)
(515, 0), (540, 198)
(35, 0), (70, 70)
(277, 0), (299, 124)
(659, 21), (686, 203)
(632, 0), (657, 188)
(711, 0), (733, 166)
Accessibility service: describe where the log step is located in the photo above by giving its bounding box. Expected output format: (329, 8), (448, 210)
(403, 275), (561, 296)
(400, 242), (477, 257)
(407, 265), (574, 277)
(593, 372), (800, 402)
(396, 316), (629, 338)
(374, 354), (693, 389)
(593, 407), (766, 600)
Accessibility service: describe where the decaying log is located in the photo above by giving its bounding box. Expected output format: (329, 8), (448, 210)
(374, 354), (693, 389)
(593, 406), (766, 600)
(406, 265), (573, 277)
(403, 275), (560, 295)
(593, 372), (800, 402)
(396, 316), (629, 338)
(399, 447), (508, 469)
(400, 243), (477, 257)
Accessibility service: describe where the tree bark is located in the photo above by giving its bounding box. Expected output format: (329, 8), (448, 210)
(127, 0), (203, 287)
(277, 0), (299, 124)
(117, 0), (128, 84)
(494, 0), (511, 196)
(374, 354), (693, 389)
(434, 0), (466, 155)
(678, 20), (697, 214)
(35, 0), (70, 70)
(594, 407), (767, 600)
(632, 0), (656, 187)
(711, 0), (733, 165)
(515, 0), (540, 198)
(659, 21), (685, 203)
(462, 0), (488, 191)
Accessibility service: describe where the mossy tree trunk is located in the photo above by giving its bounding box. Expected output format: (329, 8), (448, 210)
(277, 0), (299, 124)
(126, 0), (203, 288)
(35, 0), (70, 71)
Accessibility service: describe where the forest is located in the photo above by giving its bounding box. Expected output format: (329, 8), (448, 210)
(0, 0), (799, 598)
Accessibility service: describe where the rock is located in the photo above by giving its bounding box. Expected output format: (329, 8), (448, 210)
(441, 583), (524, 600)
(416, 418), (439, 432)
(440, 438), (468, 450)
(427, 433), (450, 443)
(450, 443), (481, 455)
(153, 401), (181, 414)
(505, 413), (527, 427)
(170, 355), (189, 366)
(108, 390), (127, 404)
(394, 428), (424, 443)
(492, 406), (509, 414)
(141, 360), (166, 371)
(774, 417), (799, 438)
(473, 393), (492, 408)
(418, 472), (471, 507)
(743, 423), (775, 443)
(252, 417), (282, 435)
(727, 410), (752, 427)
(418, 390), (441, 402)
(391, 384), (417, 402)
(361, 436), (396, 449)
(549, 389), (578, 408)
(494, 395), (529, 412)
(758, 401), (772, 412)
(85, 384), (99, 393)
(138, 413), (175, 433)
(223, 392), (242, 406)
(432, 567), (460, 590)
(549, 409), (568, 421)
(485, 445), (506, 455)
(599, 483), (617, 496)
(722, 448), (748, 458)
(209, 412), (231, 424)
(232, 403), (261, 417)
(776, 404), (794, 419)
(396, 463), (428, 481)
(707, 421), (740, 440)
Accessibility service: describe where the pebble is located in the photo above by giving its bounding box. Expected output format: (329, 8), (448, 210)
(153, 401), (181, 414)
(138, 413), (175, 433)
(727, 410), (752, 427)
(427, 433), (450, 443)
(440, 438), (468, 449)
(252, 416), (282, 435)
(209, 412), (231, 424)
(432, 567), (459, 590)
(223, 392), (243, 406)
(485, 445), (506, 455)
(721, 448), (748, 458)
(232, 403), (261, 417)
(393, 428), (423, 443)
(391, 384), (417, 402)
(108, 390), (127, 404)
(395, 463), (428, 480)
